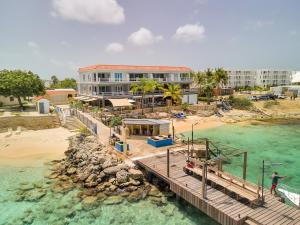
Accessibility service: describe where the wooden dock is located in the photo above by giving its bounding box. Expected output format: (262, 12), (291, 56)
(135, 151), (300, 225)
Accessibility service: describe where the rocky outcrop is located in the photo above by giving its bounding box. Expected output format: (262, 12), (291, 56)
(47, 135), (168, 204)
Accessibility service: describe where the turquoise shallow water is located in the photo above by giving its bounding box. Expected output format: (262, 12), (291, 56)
(0, 165), (218, 225)
(183, 120), (300, 197)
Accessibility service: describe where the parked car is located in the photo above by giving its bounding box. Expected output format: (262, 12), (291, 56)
(248, 96), (258, 101)
(278, 94), (287, 99)
(258, 95), (270, 100)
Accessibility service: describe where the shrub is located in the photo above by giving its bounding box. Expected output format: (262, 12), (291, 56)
(198, 97), (208, 102)
(230, 96), (253, 110)
(263, 100), (279, 108)
(110, 116), (122, 127)
(79, 127), (91, 136)
(181, 102), (189, 111)
(0, 101), (3, 107)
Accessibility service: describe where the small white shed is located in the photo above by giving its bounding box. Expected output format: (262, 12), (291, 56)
(37, 98), (50, 114)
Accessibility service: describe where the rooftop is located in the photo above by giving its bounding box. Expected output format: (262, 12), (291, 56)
(79, 64), (192, 73)
(123, 118), (170, 125)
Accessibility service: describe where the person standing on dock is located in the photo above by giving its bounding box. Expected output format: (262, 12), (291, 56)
(270, 172), (286, 195)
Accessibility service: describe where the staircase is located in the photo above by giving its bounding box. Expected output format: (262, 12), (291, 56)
(63, 116), (83, 132)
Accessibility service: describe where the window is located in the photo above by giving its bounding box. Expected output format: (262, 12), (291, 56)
(114, 73), (122, 82)
(9, 97), (14, 102)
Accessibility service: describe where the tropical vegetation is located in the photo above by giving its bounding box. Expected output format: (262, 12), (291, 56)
(0, 69), (45, 109)
(163, 83), (182, 106)
(50, 75), (77, 90)
(192, 68), (228, 104)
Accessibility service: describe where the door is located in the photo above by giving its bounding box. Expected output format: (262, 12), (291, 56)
(39, 102), (44, 114)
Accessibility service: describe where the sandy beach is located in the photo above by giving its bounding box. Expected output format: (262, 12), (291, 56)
(0, 127), (73, 167)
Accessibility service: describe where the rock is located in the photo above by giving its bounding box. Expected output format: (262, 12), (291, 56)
(116, 170), (129, 184)
(148, 186), (163, 197)
(19, 183), (34, 191)
(128, 190), (143, 202)
(96, 192), (107, 201)
(103, 196), (123, 205)
(82, 196), (98, 209)
(128, 169), (144, 181)
(161, 204), (176, 216)
(108, 184), (117, 192)
(78, 172), (89, 181)
(66, 167), (77, 175)
(85, 174), (97, 183)
(103, 166), (121, 175)
(24, 189), (47, 202)
(149, 196), (167, 206)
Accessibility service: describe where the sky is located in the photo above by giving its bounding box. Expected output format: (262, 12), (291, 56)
(0, 0), (300, 79)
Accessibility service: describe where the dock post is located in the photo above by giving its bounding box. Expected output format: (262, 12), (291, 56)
(202, 162), (207, 199)
(167, 148), (170, 177)
(205, 138), (209, 160)
(243, 152), (247, 180)
(187, 137), (190, 160)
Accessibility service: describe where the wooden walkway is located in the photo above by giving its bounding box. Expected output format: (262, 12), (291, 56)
(135, 151), (300, 225)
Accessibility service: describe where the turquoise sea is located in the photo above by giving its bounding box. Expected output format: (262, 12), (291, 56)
(0, 163), (217, 225)
(183, 120), (300, 198)
(1, 120), (300, 225)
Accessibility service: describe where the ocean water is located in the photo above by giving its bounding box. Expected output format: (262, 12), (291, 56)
(0, 165), (218, 225)
(183, 120), (300, 197)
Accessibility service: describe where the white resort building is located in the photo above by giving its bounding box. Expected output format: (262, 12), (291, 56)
(226, 69), (293, 88)
(77, 64), (198, 107)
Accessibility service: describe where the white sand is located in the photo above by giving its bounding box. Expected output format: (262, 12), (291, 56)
(0, 127), (73, 167)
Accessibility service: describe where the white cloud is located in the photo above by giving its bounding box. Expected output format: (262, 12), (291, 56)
(128, 27), (163, 46)
(173, 24), (205, 42)
(27, 41), (39, 49)
(60, 41), (71, 47)
(105, 42), (124, 53)
(246, 20), (274, 29)
(52, 0), (125, 24)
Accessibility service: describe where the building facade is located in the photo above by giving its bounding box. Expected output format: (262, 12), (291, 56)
(226, 69), (293, 88)
(78, 64), (197, 106)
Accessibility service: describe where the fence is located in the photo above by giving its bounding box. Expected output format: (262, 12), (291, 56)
(73, 109), (98, 135)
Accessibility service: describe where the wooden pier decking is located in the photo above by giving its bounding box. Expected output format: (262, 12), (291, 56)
(135, 151), (300, 225)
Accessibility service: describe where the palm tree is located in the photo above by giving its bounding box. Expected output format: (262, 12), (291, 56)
(130, 78), (149, 115)
(192, 71), (206, 97)
(214, 68), (228, 88)
(145, 79), (163, 112)
(163, 83), (182, 106)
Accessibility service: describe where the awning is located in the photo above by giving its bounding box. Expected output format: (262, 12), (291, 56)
(108, 98), (133, 107)
(82, 98), (98, 102)
(74, 96), (88, 100)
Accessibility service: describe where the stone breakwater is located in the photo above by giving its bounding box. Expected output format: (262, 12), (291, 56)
(44, 135), (171, 207)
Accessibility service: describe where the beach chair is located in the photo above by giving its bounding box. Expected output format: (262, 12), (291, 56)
(5, 128), (13, 138)
(15, 126), (22, 135)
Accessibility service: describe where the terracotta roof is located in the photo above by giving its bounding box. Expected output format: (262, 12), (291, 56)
(46, 89), (76, 95)
(34, 96), (45, 101)
(79, 64), (192, 73)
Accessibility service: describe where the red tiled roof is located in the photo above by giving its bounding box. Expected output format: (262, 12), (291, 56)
(79, 64), (192, 72)
(46, 89), (76, 95)
(35, 96), (45, 101)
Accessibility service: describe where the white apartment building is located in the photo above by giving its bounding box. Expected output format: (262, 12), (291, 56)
(78, 64), (197, 106)
(226, 69), (293, 88)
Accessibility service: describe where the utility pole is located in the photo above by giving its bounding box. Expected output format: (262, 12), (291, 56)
(243, 152), (248, 180)
(167, 148), (170, 177)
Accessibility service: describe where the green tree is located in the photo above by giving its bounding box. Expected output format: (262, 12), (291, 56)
(192, 71), (206, 96)
(59, 78), (77, 89)
(163, 83), (182, 106)
(51, 75), (59, 86)
(110, 116), (122, 127)
(0, 70), (45, 109)
(145, 79), (163, 112)
(214, 68), (228, 88)
(130, 78), (149, 114)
